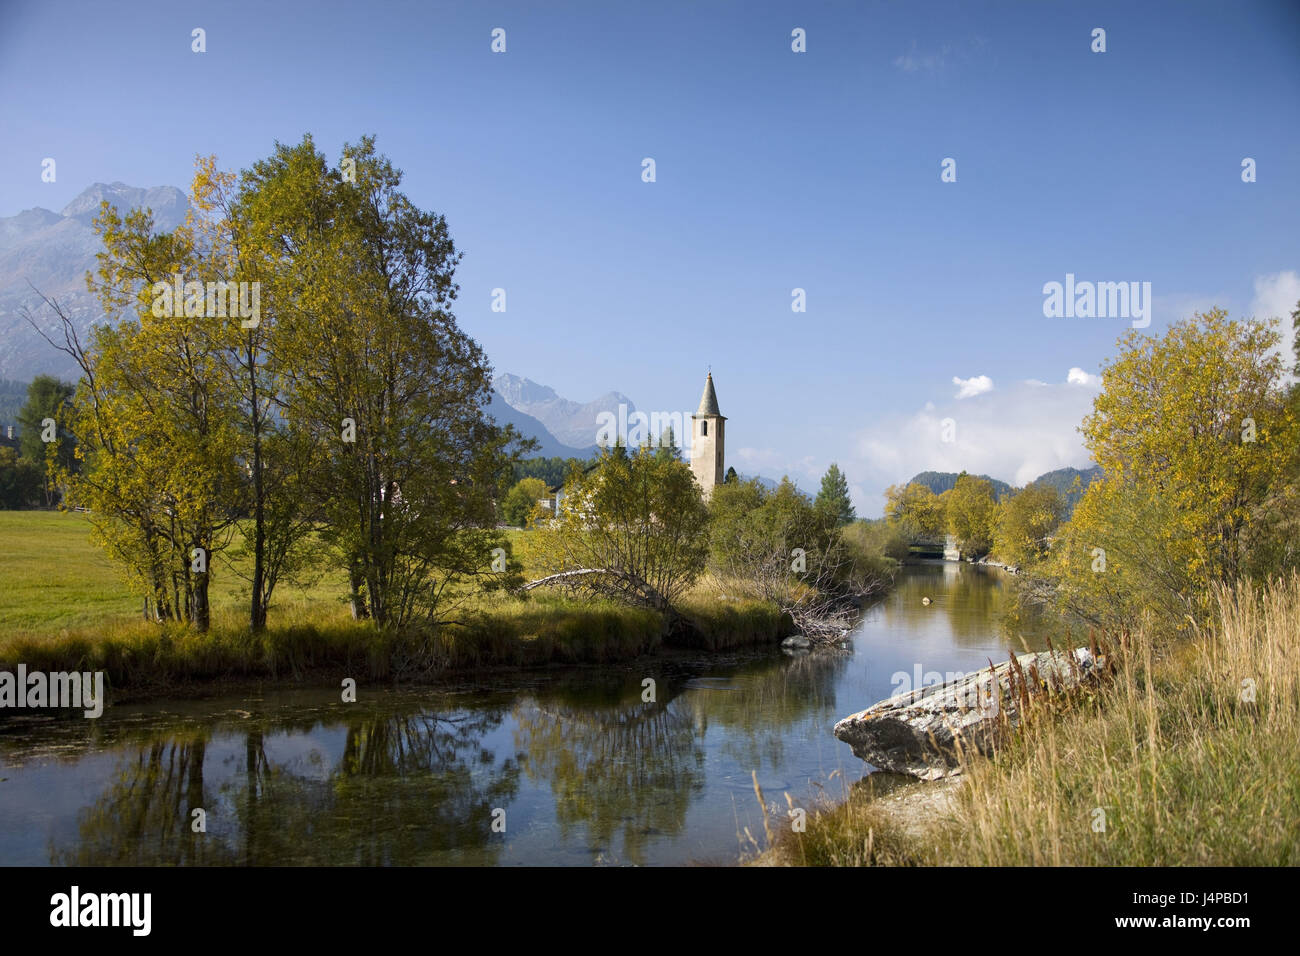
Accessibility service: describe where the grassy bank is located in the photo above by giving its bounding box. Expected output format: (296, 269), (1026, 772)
(763, 572), (1300, 866)
(0, 512), (790, 695)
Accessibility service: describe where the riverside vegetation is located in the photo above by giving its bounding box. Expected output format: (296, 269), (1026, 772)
(0, 466), (887, 695)
(760, 305), (1300, 867)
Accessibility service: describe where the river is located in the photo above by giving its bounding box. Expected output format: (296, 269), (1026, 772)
(0, 562), (1056, 866)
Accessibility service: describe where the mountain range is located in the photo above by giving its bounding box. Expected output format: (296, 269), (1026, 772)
(0, 183), (191, 382)
(493, 373), (635, 451)
(905, 466), (1102, 511)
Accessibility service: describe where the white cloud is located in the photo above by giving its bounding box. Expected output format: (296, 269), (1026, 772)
(952, 374), (993, 399)
(1025, 379), (1049, 387)
(848, 380), (1097, 515)
(1249, 270), (1300, 382)
(1066, 367), (1100, 387)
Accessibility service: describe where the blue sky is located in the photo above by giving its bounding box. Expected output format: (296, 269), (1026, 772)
(2, 0), (1298, 511)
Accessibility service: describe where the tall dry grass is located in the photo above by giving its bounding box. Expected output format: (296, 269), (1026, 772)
(772, 572), (1300, 866)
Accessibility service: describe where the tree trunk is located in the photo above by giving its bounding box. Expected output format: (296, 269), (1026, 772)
(193, 568), (210, 633)
(348, 566), (369, 620)
(248, 338), (268, 632)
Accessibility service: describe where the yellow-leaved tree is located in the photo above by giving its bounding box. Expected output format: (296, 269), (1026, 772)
(1047, 307), (1298, 633)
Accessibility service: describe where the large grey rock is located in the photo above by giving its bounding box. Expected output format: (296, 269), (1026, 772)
(833, 647), (1104, 780)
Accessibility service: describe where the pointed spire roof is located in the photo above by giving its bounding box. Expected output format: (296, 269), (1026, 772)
(696, 372), (721, 417)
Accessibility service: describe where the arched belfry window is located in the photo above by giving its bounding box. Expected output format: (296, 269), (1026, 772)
(701, 420), (708, 437)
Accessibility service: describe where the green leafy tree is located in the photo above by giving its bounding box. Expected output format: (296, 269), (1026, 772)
(528, 446), (710, 610)
(707, 476), (769, 572)
(0, 447), (43, 508)
(814, 463), (855, 527)
(708, 476), (878, 637)
(655, 424), (680, 463)
(514, 456), (586, 487)
(191, 156), (324, 631)
(17, 374), (76, 506)
(243, 134), (529, 627)
(503, 477), (547, 527)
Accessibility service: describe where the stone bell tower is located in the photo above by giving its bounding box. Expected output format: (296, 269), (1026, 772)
(690, 372), (725, 498)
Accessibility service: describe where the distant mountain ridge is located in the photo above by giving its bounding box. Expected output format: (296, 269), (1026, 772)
(907, 470), (1014, 500)
(905, 466), (1102, 510)
(494, 372), (635, 449)
(1027, 465), (1103, 510)
(486, 390), (595, 459)
(0, 182), (190, 381)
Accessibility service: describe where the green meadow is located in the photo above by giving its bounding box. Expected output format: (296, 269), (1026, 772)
(0, 511), (786, 695)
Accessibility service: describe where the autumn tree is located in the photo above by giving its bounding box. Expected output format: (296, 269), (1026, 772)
(36, 197), (250, 630)
(944, 474), (998, 557)
(884, 481), (945, 543)
(993, 483), (1065, 568)
(1046, 308), (1298, 631)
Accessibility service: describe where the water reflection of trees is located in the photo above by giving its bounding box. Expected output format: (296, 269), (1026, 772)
(684, 650), (851, 773)
(52, 705), (520, 865)
(881, 564), (1014, 644)
(52, 734), (238, 865)
(511, 649), (853, 862)
(513, 679), (705, 866)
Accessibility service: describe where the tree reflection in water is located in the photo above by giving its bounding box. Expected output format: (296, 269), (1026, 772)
(512, 674), (706, 865)
(52, 734), (237, 865)
(686, 649), (852, 773)
(53, 704), (521, 865)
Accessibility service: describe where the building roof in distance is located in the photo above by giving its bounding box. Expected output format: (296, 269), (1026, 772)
(695, 372), (722, 417)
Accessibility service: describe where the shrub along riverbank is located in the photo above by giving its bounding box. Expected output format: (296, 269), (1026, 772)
(1, 596), (788, 698)
(0, 512), (793, 699)
(760, 572), (1300, 866)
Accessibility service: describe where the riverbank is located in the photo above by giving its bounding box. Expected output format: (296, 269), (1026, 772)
(0, 511), (796, 702)
(0, 593), (793, 703)
(758, 572), (1300, 866)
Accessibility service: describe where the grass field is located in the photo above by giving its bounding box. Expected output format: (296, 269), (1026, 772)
(0, 510), (353, 635)
(0, 511), (787, 693)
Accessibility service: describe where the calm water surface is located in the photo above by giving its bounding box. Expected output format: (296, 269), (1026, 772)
(0, 563), (1056, 866)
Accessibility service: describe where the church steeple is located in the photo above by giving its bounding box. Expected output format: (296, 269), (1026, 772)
(690, 372), (726, 498)
(697, 372), (721, 417)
